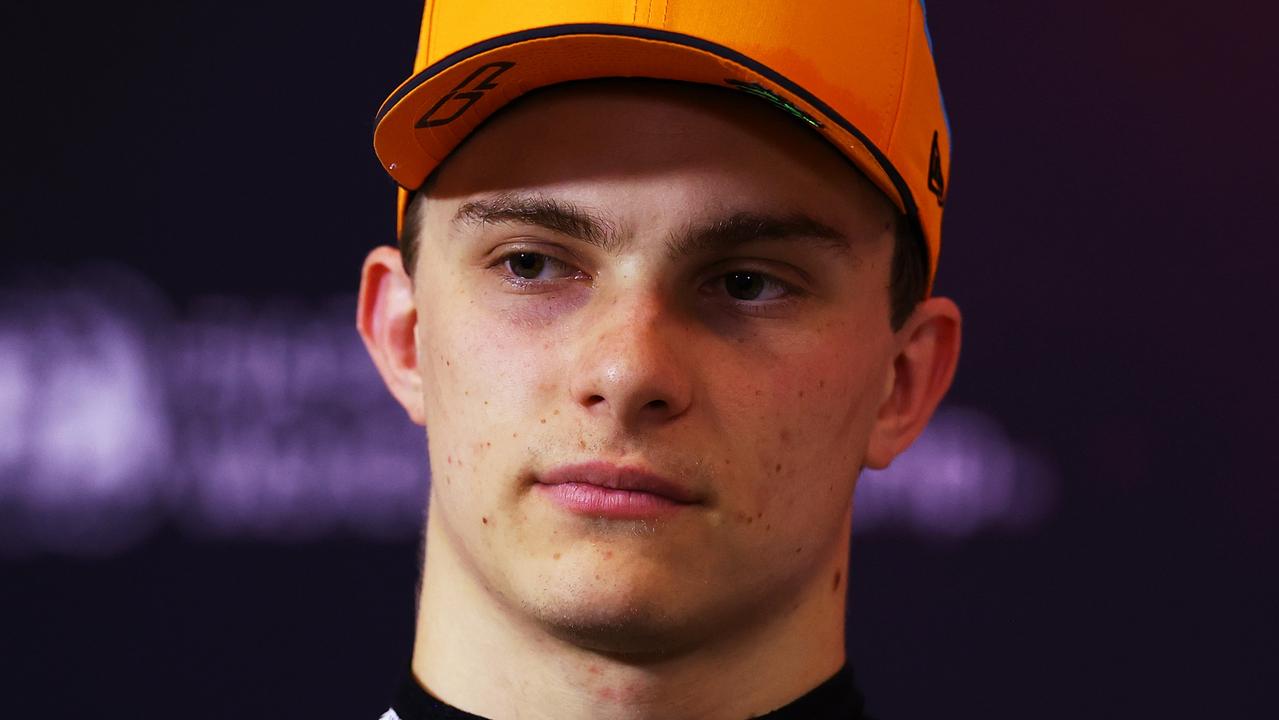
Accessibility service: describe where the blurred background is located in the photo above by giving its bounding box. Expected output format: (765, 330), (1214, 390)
(1, 1), (1275, 717)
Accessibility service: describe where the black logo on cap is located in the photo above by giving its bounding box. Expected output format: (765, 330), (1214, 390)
(416, 61), (515, 128)
(927, 130), (946, 207)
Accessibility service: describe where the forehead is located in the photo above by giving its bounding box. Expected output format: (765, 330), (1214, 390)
(421, 80), (896, 233)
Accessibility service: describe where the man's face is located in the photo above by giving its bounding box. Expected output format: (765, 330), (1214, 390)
(407, 82), (900, 653)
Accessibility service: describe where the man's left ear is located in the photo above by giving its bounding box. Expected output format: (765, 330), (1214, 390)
(864, 296), (962, 469)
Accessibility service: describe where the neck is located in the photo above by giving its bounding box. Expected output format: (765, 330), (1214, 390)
(409, 504), (852, 720)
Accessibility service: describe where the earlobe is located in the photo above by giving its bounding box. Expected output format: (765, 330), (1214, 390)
(356, 245), (427, 425)
(864, 297), (962, 469)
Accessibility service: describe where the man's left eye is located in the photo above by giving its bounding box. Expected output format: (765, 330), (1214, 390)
(721, 271), (789, 301)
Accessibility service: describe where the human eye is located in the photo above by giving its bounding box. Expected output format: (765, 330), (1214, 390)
(719, 271), (791, 302)
(489, 250), (588, 289)
(700, 268), (804, 316)
(711, 271), (798, 304)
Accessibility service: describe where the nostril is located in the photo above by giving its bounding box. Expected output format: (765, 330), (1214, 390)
(644, 399), (669, 411)
(585, 394), (606, 407)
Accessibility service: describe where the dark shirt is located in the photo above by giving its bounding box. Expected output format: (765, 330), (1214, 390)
(383, 665), (872, 719)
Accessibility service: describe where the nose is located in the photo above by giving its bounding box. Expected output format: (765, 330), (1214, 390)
(569, 290), (694, 430)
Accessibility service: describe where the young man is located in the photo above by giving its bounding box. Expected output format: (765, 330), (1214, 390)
(358, 2), (960, 718)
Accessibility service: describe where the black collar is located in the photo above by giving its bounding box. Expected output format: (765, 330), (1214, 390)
(388, 663), (873, 719)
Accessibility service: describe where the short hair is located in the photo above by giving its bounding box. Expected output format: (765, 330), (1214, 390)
(887, 218), (929, 329)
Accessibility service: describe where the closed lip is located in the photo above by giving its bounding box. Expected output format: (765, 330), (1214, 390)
(536, 462), (701, 504)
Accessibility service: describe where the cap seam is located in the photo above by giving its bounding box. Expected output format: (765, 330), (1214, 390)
(423, 0), (438, 69)
(886, 0), (916, 156)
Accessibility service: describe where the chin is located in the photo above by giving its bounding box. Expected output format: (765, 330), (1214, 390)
(528, 599), (699, 657)
(513, 562), (714, 657)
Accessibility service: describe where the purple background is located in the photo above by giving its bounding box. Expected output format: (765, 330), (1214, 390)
(2, 1), (1276, 717)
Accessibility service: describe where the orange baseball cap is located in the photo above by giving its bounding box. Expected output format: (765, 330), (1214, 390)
(373, 0), (951, 290)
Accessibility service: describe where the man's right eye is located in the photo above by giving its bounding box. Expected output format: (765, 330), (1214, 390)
(508, 252), (548, 279)
(495, 252), (585, 283)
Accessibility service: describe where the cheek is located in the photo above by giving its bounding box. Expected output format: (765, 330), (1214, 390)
(417, 292), (568, 484)
(723, 327), (888, 513)
(419, 283), (559, 414)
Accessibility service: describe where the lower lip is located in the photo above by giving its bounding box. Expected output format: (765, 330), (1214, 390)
(536, 482), (691, 519)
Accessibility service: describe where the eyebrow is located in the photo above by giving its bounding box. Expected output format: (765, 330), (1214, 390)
(666, 212), (850, 260)
(453, 193), (621, 252)
(452, 192), (849, 258)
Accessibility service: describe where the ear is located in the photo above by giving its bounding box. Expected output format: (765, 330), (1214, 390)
(864, 296), (962, 469)
(356, 245), (426, 425)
